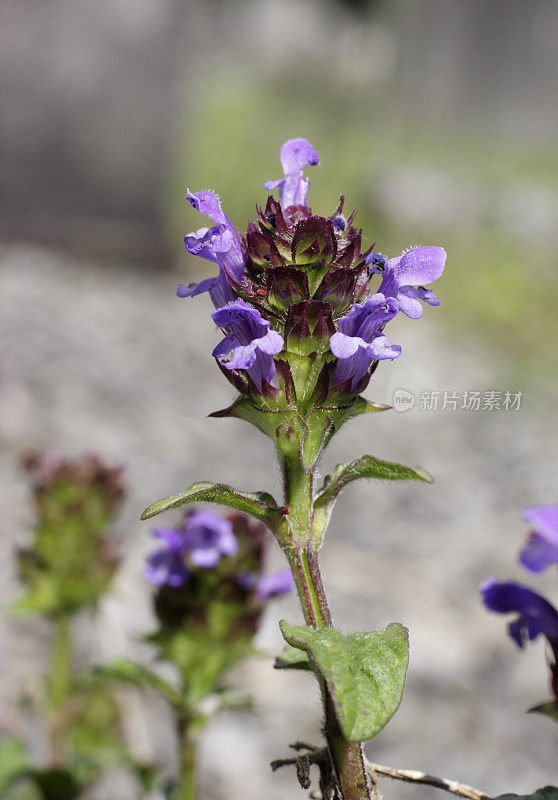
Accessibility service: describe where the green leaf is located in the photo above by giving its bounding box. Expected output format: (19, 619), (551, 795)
(209, 398), (293, 440)
(529, 700), (558, 723)
(90, 660), (183, 707)
(315, 455), (433, 508)
(141, 482), (283, 531)
(280, 621), (409, 742)
(274, 644), (312, 671)
(0, 737), (29, 794)
(494, 788), (558, 800)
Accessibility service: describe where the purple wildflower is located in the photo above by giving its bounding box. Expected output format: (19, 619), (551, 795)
(330, 294), (401, 391)
(144, 511), (237, 587)
(520, 505), (558, 573)
(179, 190), (246, 308)
(255, 568), (295, 601)
(367, 246), (446, 319)
(212, 300), (284, 391)
(480, 578), (558, 653)
(264, 138), (319, 210)
(144, 527), (190, 588)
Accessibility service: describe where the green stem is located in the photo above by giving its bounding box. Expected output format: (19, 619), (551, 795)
(282, 459), (372, 800)
(177, 716), (204, 800)
(48, 614), (73, 767)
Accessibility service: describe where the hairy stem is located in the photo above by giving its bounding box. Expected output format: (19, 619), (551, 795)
(282, 458), (371, 800)
(48, 614), (72, 767)
(177, 715), (204, 800)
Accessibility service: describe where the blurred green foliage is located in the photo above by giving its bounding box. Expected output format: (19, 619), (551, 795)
(166, 73), (558, 381)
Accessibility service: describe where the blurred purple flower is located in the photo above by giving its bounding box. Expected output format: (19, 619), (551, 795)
(367, 246), (446, 319)
(520, 505), (558, 573)
(330, 294), (400, 391)
(264, 138), (319, 209)
(480, 578), (558, 652)
(144, 527), (190, 588)
(255, 568), (295, 601)
(212, 300), (284, 391)
(144, 511), (237, 586)
(182, 510), (237, 568)
(178, 190), (245, 308)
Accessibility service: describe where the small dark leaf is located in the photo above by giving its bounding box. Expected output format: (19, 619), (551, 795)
(280, 621), (409, 743)
(494, 788), (558, 800)
(315, 455), (432, 508)
(528, 700), (558, 723)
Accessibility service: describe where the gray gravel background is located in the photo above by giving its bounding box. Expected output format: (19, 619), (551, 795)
(1, 245), (557, 799)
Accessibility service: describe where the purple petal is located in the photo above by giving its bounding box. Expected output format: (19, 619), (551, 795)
(144, 549), (189, 588)
(255, 567), (295, 601)
(331, 347), (375, 392)
(185, 189), (245, 299)
(212, 300), (284, 389)
(279, 138), (320, 176)
(182, 510), (238, 569)
(523, 505), (558, 543)
(330, 331), (361, 359)
(480, 578), (558, 649)
(395, 246), (446, 286)
(151, 526), (187, 551)
(264, 138), (319, 209)
(395, 289), (424, 319)
(367, 335), (401, 360)
(187, 190), (228, 225)
(184, 225), (235, 261)
(520, 505), (558, 573)
(190, 547), (221, 568)
(520, 533), (558, 572)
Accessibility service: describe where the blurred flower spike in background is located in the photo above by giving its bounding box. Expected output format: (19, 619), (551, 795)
(144, 510), (237, 587)
(145, 508), (293, 605)
(481, 503), (558, 722)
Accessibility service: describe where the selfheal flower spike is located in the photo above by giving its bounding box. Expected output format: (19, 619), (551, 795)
(144, 510), (238, 586)
(520, 505), (558, 572)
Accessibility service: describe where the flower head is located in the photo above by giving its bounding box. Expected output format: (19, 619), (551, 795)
(264, 138), (319, 210)
(520, 505), (558, 573)
(480, 578), (558, 653)
(368, 246), (446, 319)
(212, 300), (284, 391)
(180, 139), (446, 415)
